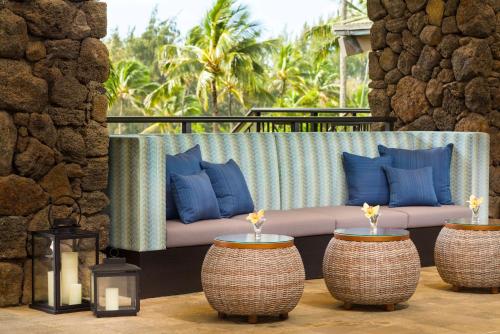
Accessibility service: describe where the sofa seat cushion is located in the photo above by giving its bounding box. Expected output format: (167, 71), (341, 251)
(233, 207), (336, 238)
(312, 206), (409, 229)
(166, 218), (248, 248)
(166, 207), (336, 248)
(391, 205), (471, 228)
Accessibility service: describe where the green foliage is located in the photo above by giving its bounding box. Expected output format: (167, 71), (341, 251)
(160, 0), (277, 124)
(105, 0), (369, 134)
(108, 6), (179, 80)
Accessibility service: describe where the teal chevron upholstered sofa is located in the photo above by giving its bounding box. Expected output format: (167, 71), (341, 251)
(108, 131), (489, 297)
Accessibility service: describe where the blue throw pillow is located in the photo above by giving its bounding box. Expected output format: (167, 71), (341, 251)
(166, 145), (202, 219)
(342, 152), (393, 206)
(383, 166), (440, 207)
(378, 144), (454, 205)
(201, 159), (254, 217)
(170, 171), (221, 224)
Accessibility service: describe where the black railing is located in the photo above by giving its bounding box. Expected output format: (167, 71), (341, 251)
(232, 107), (373, 132)
(106, 108), (395, 134)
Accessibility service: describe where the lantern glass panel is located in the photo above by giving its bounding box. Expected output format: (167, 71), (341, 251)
(57, 237), (97, 306)
(32, 234), (54, 306)
(96, 275), (137, 311)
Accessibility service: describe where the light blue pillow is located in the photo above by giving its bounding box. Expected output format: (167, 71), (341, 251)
(342, 152), (393, 206)
(166, 145), (202, 219)
(378, 144), (454, 205)
(383, 166), (440, 207)
(201, 159), (254, 217)
(170, 171), (221, 224)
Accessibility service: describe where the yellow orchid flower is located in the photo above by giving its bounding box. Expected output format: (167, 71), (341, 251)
(361, 203), (380, 219)
(246, 209), (265, 225)
(467, 195), (483, 211)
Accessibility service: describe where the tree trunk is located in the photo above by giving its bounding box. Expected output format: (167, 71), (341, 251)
(118, 99), (123, 134)
(228, 92), (233, 131)
(280, 79), (287, 106)
(211, 79), (219, 132)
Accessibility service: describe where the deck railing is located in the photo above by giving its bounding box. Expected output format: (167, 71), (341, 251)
(106, 108), (395, 133)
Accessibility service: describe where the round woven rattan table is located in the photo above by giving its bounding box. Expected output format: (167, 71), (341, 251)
(323, 227), (420, 311)
(201, 233), (305, 323)
(435, 218), (500, 294)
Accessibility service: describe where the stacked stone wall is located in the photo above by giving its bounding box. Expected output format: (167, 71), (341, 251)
(0, 0), (109, 306)
(368, 0), (500, 219)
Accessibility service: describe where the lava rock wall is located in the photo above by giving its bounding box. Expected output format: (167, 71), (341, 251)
(0, 0), (109, 306)
(368, 0), (500, 219)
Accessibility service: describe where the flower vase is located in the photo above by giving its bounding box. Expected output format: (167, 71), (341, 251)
(253, 219), (265, 240)
(471, 209), (480, 224)
(369, 215), (379, 233)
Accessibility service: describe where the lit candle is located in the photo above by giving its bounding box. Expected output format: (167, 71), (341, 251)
(47, 271), (54, 307)
(61, 252), (78, 304)
(105, 288), (119, 311)
(68, 283), (82, 305)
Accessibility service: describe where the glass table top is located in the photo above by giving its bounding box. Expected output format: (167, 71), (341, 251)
(446, 218), (500, 226)
(215, 233), (294, 244)
(335, 227), (409, 237)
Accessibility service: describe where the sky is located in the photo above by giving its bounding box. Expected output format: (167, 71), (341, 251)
(106, 0), (341, 39)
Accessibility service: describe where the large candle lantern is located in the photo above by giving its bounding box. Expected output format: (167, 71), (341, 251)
(30, 196), (99, 314)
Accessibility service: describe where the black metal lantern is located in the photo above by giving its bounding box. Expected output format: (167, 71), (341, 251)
(29, 196), (99, 314)
(90, 257), (141, 317)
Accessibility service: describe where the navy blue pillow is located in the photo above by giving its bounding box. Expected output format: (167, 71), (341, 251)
(378, 144), (454, 205)
(342, 152), (393, 206)
(166, 145), (202, 219)
(170, 171), (221, 224)
(383, 166), (440, 207)
(201, 159), (254, 217)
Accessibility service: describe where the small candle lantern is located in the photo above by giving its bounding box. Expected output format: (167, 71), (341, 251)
(30, 196), (99, 314)
(90, 257), (141, 317)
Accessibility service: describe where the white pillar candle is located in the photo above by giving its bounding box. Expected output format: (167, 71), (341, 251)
(105, 288), (119, 311)
(68, 283), (82, 305)
(61, 252), (78, 305)
(47, 271), (54, 307)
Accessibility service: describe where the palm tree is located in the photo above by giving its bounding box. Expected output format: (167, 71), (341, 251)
(105, 60), (152, 134)
(159, 0), (276, 131)
(270, 43), (305, 106)
(303, 0), (367, 110)
(141, 79), (202, 133)
(295, 64), (340, 108)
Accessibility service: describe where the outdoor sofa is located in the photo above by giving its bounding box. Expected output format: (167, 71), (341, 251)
(108, 131), (489, 298)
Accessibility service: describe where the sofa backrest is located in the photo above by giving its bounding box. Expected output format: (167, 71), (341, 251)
(108, 131), (489, 252)
(159, 133), (281, 210)
(109, 133), (281, 251)
(274, 132), (415, 210)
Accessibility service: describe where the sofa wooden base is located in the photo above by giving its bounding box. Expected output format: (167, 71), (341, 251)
(113, 226), (441, 299)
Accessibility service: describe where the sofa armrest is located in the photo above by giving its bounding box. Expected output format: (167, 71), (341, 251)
(109, 135), (166, 251)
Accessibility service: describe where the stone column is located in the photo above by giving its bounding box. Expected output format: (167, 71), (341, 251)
(0, 0), (109, 306)
(368, 0), (500, 219)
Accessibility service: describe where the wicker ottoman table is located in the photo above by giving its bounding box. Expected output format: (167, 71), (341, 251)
(435, 218), (500, 293)
(323, 228), (420, 311)
(202, 234), (305, 323)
